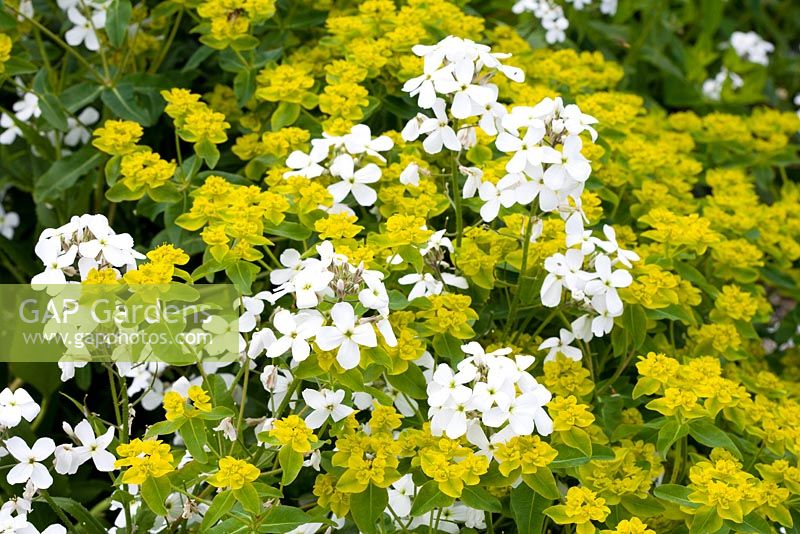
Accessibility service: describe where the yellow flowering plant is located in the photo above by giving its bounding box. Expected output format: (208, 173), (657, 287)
(1, 0), (800, 533)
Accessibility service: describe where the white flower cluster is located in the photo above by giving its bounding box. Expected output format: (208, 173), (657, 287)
(477, 96), (597, 223)
(59, 0), (109, 52)
(401, 36), (524, 153)
(512, 0), (569, 44)
(284, 124), (393, 208)
(0, 91), (40, 146)
(538, 223), (638, 358)
(250, 242), (397, 370)
(32, 213), (143, 285)
(730, 31), (774, 66)
(426, 341), (553, 447)
(702, 67), (744, 101)
(53, 419), (115, 475)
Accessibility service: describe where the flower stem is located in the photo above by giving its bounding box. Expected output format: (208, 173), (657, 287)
(450, 153), (463, 247)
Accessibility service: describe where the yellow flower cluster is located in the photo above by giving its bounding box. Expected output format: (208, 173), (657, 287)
(115, 439), (175, 484)
(162, 385), (212, 421)
(270, 415), (316, 453)
(207, 456), (260, 489)
(92, 120), (143, 156)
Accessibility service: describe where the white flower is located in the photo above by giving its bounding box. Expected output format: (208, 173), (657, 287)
(0, 113), (22, 145)
(402, 62), (457, 109)
(539, 328), (582, 362)
(238, 292), (270, 333)
(447, 60), (495, 119)
(584, 254), (633, 315)
(591, 225), (640, 268)
(477, 177), (518, 222)
(0, 507), (30, 533)
(284, 147), (327, 179)
(459, 166), (483, 199)
(427, 364), (473, 408)
(399, 163), (420, 186)
(63, 107), (99, 146)
(315, 302), (377, 370)
(65, 7), (106, 51)
(213, 417), (238, 442)
(387, 474), (415, 518)
(600, 0), (617, 14)
(77, 227), (136, 268)
(53, 443), (82, 475)
(543, 135), (592, 190)
(730, 31), (774, 66)
(31, 244), (77, 285)
(302, 388), (353, 429)
(358, 270), (391, 315)
(292, 267), (334, 309)
(482, 384), (553, 435)
(0, 207), (19, 240)
(270, 249), (303, 286)
(342, 124), (393, 160)
(0, 387), (40, 428)
(540, 249), (585, 307)
(248, 328), (277, 359)
(327, 154), (381, 207)
(267, 309), (324, 362)
(399, 272), (443, 300)
(72, 419), (115, 472)
(5, 437), (55, 489)
(495, 118), (560, 174)
(13, 93), (41, 122)
(405, 99), (460, 154)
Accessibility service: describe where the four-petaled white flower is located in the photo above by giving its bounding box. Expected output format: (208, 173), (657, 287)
(72, 419), (115, 472)
(5, 437), (56, 489)
(267, 309), (324, 362)
(315, 302), (377, 370)
(0, 387), (40, 428)
(327, 154), (381, 207)
(538, 328), (582, 362)
(302, 388), (353, 429)
(584, 254), (633, 315)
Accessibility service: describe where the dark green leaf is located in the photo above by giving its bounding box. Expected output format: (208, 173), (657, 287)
(34, 146), (103, 203)
(349, 484), (388, 534)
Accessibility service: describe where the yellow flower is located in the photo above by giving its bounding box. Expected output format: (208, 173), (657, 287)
(207, 456), (260, 489)
(119, 149), (176, 192)
(161, 88), (202, 124)
(602, 517), (655, 534)
(188, 386), (212, 412)
(315, 213), (364, 240)
(549, 396), (595, 431)
(565, 486), (610, 523)
(162, 391), (186, 421)
(82, 268), (119, 284)
(93, 120), (143, 155)
(0, 34), (11, 73)
(115, 439), (175, 484)
(271, 415), (317, 453)
(147, 244), (190, 266)
(495, 436), (558, 477)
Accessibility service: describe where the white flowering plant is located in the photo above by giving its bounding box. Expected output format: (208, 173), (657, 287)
(1, 0), (800, 533)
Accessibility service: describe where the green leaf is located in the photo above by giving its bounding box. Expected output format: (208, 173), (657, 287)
(349, 484), (388, 534)
(410, 480), (453, 517)
(201, 489), (236, 530)
(34, 146), (103, 203)
(263, 221), (312, 240)
(560, 427), (593, 457)
(49, 497), (109, 534)
(194, 138), (221, 168)
(431, 333), (463, 361)
(196, 406), (236, 421)
(619, 495), (665, 518)
(147, 182), (181, 203)
(522, 468), (560, 500)
(102, 84), (163, 126)
(180, 417), (208, 463)
(106, 0), (132, 47)
(259, 505), (314, 533)
(105, 182), (144, 202)
(657, 419), (689, 457)
(689, 506), (723, 534)
(385, 365), (427, 399)
(511, 483), (551, 534)
(271, 102), (300, 130)
(141, 475), (172, 515)
(459, 486), (502, 513)
(233, 482), (262, 515)
(225, 261), (259, 294)
(278, 445), (303, 486)
(39, 93), (69, 131)
(688, 419), (742, 458)
(144, 418), (184, 438)
(653, 484), (697, 508)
